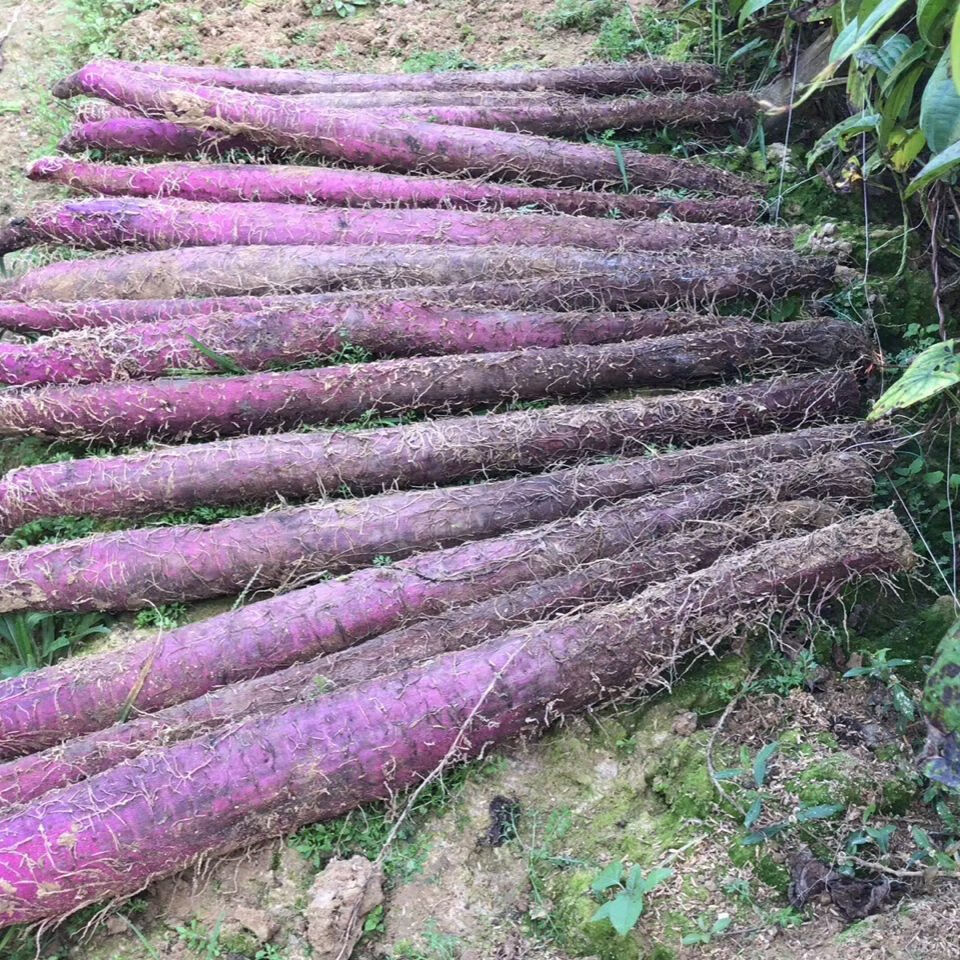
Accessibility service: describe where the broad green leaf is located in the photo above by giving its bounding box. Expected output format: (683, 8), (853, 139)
(624, 864), (644, 895)
(905, 137), (960, 194)
(591, 860), (624, 894)
(808, 112), (880, 168)
(952, 4), (960, 94)
(591, 891), (644, 936)
(738, 0), (779, 26)
(886, 63), (927, 122)
(879, 63), (926, 145)
(868, 340), (960, 418)
(641, 868), (675, 892)
(744, 796), (763, 829)
(881, 39), (932, 96)
(795, 803), (846, 822)
(858, 33), (911, 74)
(754, 741), (779, 788)
(830, 0), (912, 64)
(921, 49), (960, 153)
(919, 0), (954, 45)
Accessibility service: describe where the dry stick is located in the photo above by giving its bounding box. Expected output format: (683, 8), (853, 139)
(0, 511), (916, 928)
(0, 197), (790, 256)
(0, 443), (882, 614)
(0, 243), (830, 304)
(30, 156), (763, 225)
(56, 58), (721, 96)
(0, 303), (735, 387)
(0, 372), (871, 530)
(0, 452), (879, 755)
(0, 320), (869, 442)
(0, 500), (839, 807)
(51, 63), (758, 195)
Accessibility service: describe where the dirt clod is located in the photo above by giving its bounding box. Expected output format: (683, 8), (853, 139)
(233, 904), (279, 942)
(304, 855), (384, 960)
(486, 795), (522, 847)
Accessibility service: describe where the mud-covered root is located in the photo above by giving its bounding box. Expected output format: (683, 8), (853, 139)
(0, 498), (841, 807)
(0, 197), (792, 255)
(54, 57), (722, 97)
(0, 320), (870, 442)
(0, 510), (914, 927)
(0, 304), (738, 387)
(0, 243), (835, 304)
(0, 447), (881, 614)
(0, 373), (873, 530)
(28, 157), (764, 225)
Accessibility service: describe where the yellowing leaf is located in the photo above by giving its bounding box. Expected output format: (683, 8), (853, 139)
(868, 340), (960, 419)
(889, 127), (927, 171)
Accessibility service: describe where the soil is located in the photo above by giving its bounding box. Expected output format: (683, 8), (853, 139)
(113, 0), (604, 76)
(0, 0), (72, 221)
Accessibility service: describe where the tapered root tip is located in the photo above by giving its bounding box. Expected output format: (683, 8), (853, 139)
(26, 157), (62, 182)
(0, 223), (31, 257)
(52, 72), (82, 99)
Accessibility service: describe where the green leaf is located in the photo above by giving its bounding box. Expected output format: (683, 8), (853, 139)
(592, 891), (644, 936)
(795, 803), (846, 822)
(830, 0), (912, 64)
(952, 4), (960, 95)
(641, 867), (675, 893)
(858, 33), (911, 75)
(754, 741), (779, 788)
(906, 137), (960, 194)
(919, 0), (954, 45)
(921, 49), (960, 154)
(744, 796), (763, 830)
(868, 340), (960, 418)
(742, 823), (789, 845)
(186, 335), (247, 375)
(880, 40), (931, 96)
(808, 112), (880, 167)
(714, 767), (746, 781)
(881, 63), (926, 134)
(591, 861), (624, 895)
(738, 0), (779, 27)
(712, 915), (733, 934)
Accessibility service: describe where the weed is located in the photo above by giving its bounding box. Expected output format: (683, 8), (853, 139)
(291, 756), (505, 880)
(135, 603), (189, 630)
(391, 922), (460, 960)
(177, 915), (226, 958)
(401, 50), (478, 73)
(546, 0), (616, 31)
(0, 611), (111, 677)
(589, 862), (674, 936)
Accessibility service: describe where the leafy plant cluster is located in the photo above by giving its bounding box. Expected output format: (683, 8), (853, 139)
(738, 0), (960, 195)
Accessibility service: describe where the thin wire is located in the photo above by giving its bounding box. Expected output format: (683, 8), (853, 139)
(772, 30), (802, 224)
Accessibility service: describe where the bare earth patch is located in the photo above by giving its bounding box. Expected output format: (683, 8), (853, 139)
(114, 0), (604, 73)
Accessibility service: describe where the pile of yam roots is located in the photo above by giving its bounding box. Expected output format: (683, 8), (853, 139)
(0, 56), (916, 928)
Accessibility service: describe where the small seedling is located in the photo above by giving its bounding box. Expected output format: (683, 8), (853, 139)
(589, 862), (674, 936)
